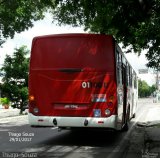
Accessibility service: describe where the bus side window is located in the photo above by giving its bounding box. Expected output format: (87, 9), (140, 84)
(134, 74), (137, 89)
(126, 64), (129, 86)
(116, 51), (122, 85)
(121, 55), (127, 85)
(118, 67), (122, 84)
(128, 66), (132, 87)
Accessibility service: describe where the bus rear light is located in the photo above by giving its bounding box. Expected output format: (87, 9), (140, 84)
(33, 107), (39, 114)
(107, 102), (113, 106)
(107, 95), (114, 107)
(109, 95), (114, 102)
(105, 109), (111, 116)
(29, 95), (35, 101)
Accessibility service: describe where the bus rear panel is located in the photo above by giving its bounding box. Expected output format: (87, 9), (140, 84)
(28, 34), (120, 130)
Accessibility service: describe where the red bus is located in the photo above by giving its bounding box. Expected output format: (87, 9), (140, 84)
(28, 34), (138, 131)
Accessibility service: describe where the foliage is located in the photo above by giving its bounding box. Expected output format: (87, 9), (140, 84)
(0, 0), (55, 45)
(1, 1), (160, 69)
(52, 0), (160, 69)
(138, 80), (156, 98)
(0, 97), (10, 105)
(0, 46), (29, 113)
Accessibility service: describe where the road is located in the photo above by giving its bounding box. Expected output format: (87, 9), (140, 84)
(0, 98), (159, 158)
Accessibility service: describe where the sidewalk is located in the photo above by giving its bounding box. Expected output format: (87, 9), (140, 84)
(142, 102), (160, 156)
(0, 107), (21, 119)
(126, 100), (160, 158)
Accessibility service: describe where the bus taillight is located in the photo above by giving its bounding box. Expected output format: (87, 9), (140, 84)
(29, 95), (38, 114)
(107, 95), (114, 106)
(29, 95), (35, 102)
(109, 95), (114, 102)
(105, 95), (115, 116)
(107, 102), (113, 107)
(105, 109), (111, 116)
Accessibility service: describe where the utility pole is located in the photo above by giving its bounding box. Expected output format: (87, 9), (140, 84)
(156, 70), (159, 90)
(155, 69), (160, 103)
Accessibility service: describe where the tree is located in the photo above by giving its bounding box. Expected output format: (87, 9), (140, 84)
(150, 84), (157, 94)
(0, 46), (29, 114)
(0, 0), (55, 45)
(138, 80), (156, 98)
(52, 0), (160, 69)
(138, 80), (150, 97)
(1, 1), (160, 69)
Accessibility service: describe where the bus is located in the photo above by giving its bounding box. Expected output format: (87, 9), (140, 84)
(28, 33), (138, 131)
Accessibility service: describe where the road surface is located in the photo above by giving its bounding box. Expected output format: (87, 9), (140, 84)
(0, 98), (159, 158)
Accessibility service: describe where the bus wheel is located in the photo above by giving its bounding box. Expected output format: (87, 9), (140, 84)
(132, 113), (136, 118)
(122, 107), (130, 131)
(123, 120), (129, 131)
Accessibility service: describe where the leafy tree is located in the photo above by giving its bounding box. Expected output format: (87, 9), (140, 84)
(138, 80), (156, 98)
(52, 0), (160, 69)
(0, 46), (29, 114)
(1, 1), (160, 69)
(150, 84), (157, 95)
(0, 0), (55, 45)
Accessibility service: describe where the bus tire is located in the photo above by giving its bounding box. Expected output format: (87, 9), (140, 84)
(122, 107), (130, 132)
(123, 121), (129, 131)
(132, 113), (136, 118)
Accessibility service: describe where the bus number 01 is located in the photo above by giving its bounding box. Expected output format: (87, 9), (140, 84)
(82, 82), (91, 88)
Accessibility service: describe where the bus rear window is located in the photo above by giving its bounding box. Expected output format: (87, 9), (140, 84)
(30, 35), (115, 71)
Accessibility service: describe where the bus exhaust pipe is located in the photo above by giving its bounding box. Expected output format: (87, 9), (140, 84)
(84, 119), (88, 126)
(53, 118), (57, 126)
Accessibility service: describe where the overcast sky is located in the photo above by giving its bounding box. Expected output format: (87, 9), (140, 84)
(0, 13), (156, 85)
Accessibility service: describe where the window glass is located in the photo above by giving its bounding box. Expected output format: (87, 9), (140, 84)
(116, 51), (122, 84)
(134, 73), (137, 88)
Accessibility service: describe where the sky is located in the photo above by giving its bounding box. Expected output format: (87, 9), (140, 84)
(0, 13), (156, 86)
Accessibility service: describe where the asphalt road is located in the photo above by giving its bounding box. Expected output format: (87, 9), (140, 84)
(0, 98), (158, 158)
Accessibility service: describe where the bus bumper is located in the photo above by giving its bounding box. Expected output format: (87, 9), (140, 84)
(28, 113), (121, 130)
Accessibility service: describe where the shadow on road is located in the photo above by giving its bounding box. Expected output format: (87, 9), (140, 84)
(43, 129), (121, 147)
(0, 117), (136, 158)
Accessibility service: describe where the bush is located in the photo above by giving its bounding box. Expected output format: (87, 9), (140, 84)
(0, 97), (10, 105)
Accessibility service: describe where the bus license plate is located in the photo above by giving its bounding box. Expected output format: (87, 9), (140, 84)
(93, 109), (101, 117)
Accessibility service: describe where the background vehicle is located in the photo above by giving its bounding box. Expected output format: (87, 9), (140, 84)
(28, 34), (138, 131)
